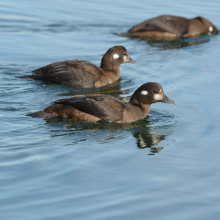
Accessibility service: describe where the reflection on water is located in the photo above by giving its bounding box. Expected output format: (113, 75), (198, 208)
(40, 78), (134, 99)
(134, 129), (165, 153)
(133, 124), (174, 154)
(44, 113), (174, 154)
(129, 34), (213, 49)
(58, 78), (124, 97)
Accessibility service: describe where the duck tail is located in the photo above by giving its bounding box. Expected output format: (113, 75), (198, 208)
(16, 75), (34, 79)
(118, 32), (130, 37)
(27, 111), (56, 118)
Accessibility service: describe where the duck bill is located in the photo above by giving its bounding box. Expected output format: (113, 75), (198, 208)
(127, 57), (136, 63)
(161, 94), (175, 104)
(211, 25), (218, 34)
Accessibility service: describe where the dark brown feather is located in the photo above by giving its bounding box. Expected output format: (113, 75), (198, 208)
(128, 15), (189, 36)
(31, 60), (102, 88)
(53, 94), (127, 122)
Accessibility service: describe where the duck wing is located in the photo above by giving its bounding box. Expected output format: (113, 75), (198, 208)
(129, 15), (190, 36)
(32, 60), (103, 88)
(53, 94), (127, 122)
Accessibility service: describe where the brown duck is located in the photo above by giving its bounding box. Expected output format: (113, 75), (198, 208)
(27, 82), (175, 123)
(120, 15), (218, 39)
(18, 46), (136, 88)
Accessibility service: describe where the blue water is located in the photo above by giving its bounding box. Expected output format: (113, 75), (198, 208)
(1, 0), (220, 219)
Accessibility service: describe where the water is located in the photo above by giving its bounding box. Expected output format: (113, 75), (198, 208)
(1, 0), (220, 219)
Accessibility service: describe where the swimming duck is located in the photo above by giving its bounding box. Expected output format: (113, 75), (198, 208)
(18, 46), (136, 88)
(120, 15), (218, 39)
(27, 82), (175, 123)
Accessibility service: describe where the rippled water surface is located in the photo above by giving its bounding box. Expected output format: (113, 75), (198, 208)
(1, 0), (220, 219)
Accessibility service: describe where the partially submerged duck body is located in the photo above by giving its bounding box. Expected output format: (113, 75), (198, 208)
(120, 15), (218, 40)
(18, 46), (136, 88)
(27, 82), (175, 123)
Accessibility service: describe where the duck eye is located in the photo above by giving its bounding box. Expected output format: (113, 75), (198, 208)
(123, 52), (127, 56)
(154, 90), (159, 94)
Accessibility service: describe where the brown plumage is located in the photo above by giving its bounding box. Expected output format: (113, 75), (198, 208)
(18, 46), (136, 88)
(27, 82), (175, 123)
(120, 15), (218, 39)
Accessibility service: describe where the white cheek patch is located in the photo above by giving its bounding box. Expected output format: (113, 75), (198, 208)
(141, 90), (148, 95)
(113, 54), (119, 59)
(209, 26), (213, 32)
(123, 55), (128, 62)
(154, 93), (163, 101)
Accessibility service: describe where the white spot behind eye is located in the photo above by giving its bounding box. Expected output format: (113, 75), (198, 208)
(141, 90), (148, 95)
(209, 26), (213, 32)
(113, 54), (119, 59)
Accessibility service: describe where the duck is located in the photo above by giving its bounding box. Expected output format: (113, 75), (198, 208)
(18, 46), (136, 88)
(27, 82), (175, 123)
(119, 15), (218, 39)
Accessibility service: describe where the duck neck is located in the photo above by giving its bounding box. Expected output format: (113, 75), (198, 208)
(140, 103), (151, 118)
(188, 18), (205, 36)
(129, 98), (151, 119)
(100, 60), (120, 84)
(100, 58), (117, 70)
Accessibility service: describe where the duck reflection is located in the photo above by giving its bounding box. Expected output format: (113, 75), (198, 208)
(146, 36), (212, 50)
(44, 115), (173, 155)
(131, 33), (213, 50)
(58, 78), (122, 97)
(133, 128), (168, 154)
(53, 78), (134, 100)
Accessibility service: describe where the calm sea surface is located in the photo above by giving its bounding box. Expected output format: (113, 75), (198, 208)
(1, 0), (220, 219)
